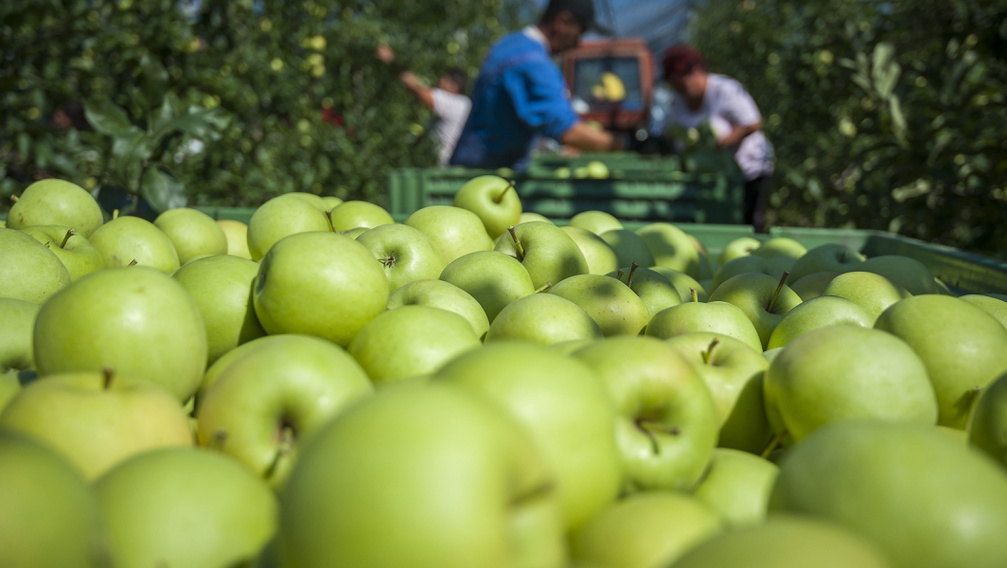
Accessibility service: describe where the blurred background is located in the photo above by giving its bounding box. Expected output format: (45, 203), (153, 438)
(2, 0), (1005, 257)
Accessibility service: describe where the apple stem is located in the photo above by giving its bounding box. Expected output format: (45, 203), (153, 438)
(264, 422), (296, 481)
(511, 480), (555, 506)
(112, 209), (120, 220)
(760, 429), (788, 459)
(625, 262), (640, 288)
(701, 338), (720, 365)
(324, 209), (336, 232)
(379, 255), (395, 268)
(690, 288), (699, 303)
(127, 259), (138, 266)
(213, 429), (229, 450)
(616, 269), (625, 281)
(59, 228), (77, 249)
(10, 195), (18, 203)
(507, 226), (525, 261)
(533, 282), (553, 294)
(101, 367), (114, 390)
(635, 418), (681, 455)
(494, 180), (516, 204)
(766, 271), (791, 312)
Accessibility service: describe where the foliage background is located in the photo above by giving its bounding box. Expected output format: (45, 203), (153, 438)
(2, 0), (1006, 257)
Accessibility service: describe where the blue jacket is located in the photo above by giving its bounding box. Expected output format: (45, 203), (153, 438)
(450, 29), (579, 170)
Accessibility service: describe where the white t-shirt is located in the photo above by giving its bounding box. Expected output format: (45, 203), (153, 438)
(668, 74), (775, 181)
(431, 88), (472, 166)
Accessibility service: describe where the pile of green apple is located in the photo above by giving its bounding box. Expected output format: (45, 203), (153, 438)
(4, 175), (1007, 568)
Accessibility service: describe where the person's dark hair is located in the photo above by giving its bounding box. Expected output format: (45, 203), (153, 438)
(443, 67), (468, 93)
(662, 44), (708, 80)
(539, 0), (597, 29)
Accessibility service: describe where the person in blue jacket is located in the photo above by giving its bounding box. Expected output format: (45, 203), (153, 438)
(450, 0), (619, 170)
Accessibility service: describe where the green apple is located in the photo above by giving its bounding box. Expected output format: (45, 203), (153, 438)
(495, 221), (589, 289)
(434, 341), (622, 530)
(327, 200), (394, 232)
(665, 332), (772, 453)
(751, 236), (807, 260)
(609, 264), (683, 318)
(585, 160), (610, 179)
(569, 491), (722, 568)
(34, 266), (208, 401)
(717, 236), (761, 265)
(5, 178), (104, 237)
(561, 225), (620, 275)
(519, 211), (552, 224)
(485, 292), (603, 345)
(764, 325), (938, 444)
(19, 224), (104, 281)
(253, 231), (389, 346)
(320, 195), (344, 210)
(858, 254), (939, 295)
(645, 300), (763, 352)
(0, 227), (72, 303)
(770, 420), (1007, 568)
(573, 336), (719, 492)
(246, 193), (331, 261)
(0, 298), (40, 377)
(789, 270), (840, 300)
(0, 370), (193, 480)
(568, 210), (624, 235)
(173, 254), (267, 366)
(154, 207), (229, 265)
(196, 334), (374, 487)
(710, 254), (792, 293)
(0, 429), (112, 568)
(387, 278), (490, 339)
(708, 272), (803, 349)
(650, 266), (709, 302)
(690, 447), (779, 528)
(88, 215), (180, 271)
(767, 295), (874, 349)
(671, 514), (894, 568)
(601, 228), (656, 269)
(348, 305), (481, 387)
(453, 174), (523, 239)
(874, 295), (1007, 428)
(787, 243), (865, 283)
(959, 294), (1007, 330)
(404, 204), (495, 264)
(967, 370), (1007, 469)
(636, 222), (702, 277)
(548, 273), (650, 337)
(278, 382), (567, 568)
(217, 219), (253, 259)
(439, 250), (536, 322)
(96, 446), (277, 568)
(355, 223), (446, 292)
(822, 271), (911, 322)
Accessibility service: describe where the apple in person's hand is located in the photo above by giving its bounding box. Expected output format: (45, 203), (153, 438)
(326, 200), (394, 232)
(821, 271), (911, 322)
(568, 210), (623, 235)
(569, 491), (723, 568)
(769, 420), (1007, 568)
(690, 448), (779, 528)
(764, 325), (938, 444)
(636, 221), (702, 277)
(708, 272), (802, 349)
(0, 370), (193, 480)
(874, 295), (1007, 428)
(600, 228), (656, 269)
(967, 370), (1007, 469)
(173, 254), (267, 366)
(787, 243), (865, 283)
(253, 231), (389, 346)
(434, 341), (622, 531)
(348, 305), (481, 387)
(609, 264), (683, 318)
(217, 219), (253, 259)
(548, 273), (650, 336)
(387, 279), (490, 339)
(717, 236), (761, 265)
(355, 223), (446, 292)
(453, 174), (522, 238)
(96, 446), (278, 568)
(572, 336), (719, 492)
(767, 295), (874, 349)
(19, 224), (104, 281)
(88, 215), (181, 272)
(439, 250), (536, 323)
(485, 292), (603, 345)
(246, 193), (332, 261)
(153, 207), (229, 265)
(404, 204), (495, 264)
(645, 300), (763, 353)
(0, 429), (112, 568)
(494, 221), (589, 289)
(277, 382), (567, 568)
(196, 334), (374, 487)
(5, 178), (105, 237)
(33, 266), (208, 401)
(0, 227), (72, 304)
(561, 225), (620, 275)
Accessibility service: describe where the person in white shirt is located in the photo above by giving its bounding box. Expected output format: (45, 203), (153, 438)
(661, 44), (776, 232)
(376, 44), (472, 166)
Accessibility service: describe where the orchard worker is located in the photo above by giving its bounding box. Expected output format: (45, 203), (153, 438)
(660, 44), (776, 233)
(450, 0), (621, 171)
(376, 44), (472, 167)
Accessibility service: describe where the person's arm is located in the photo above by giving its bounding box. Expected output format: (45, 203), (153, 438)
(375, 43), (435, 111)
(717, 121), (762, 148)
(559, 121), (619, 152)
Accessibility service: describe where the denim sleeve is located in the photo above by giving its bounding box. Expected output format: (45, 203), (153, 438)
(501, 59), (580, 141)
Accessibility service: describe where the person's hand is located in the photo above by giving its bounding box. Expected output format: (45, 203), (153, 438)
(375, 43), (395, 64)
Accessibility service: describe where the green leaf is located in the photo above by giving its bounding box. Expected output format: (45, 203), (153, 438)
(84, 99), (134, 137)
(141, 166), (187, 213)
(139, 52), (169, 110)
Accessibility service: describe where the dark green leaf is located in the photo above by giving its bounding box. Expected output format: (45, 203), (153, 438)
(141, 166), (187, 213)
